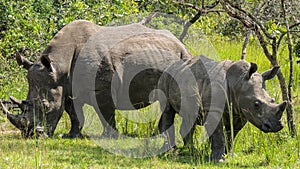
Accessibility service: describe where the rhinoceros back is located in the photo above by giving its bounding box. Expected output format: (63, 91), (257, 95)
(41, 20), (101, 78)
(72, 23), (192, 109)
(159, 55), (233, 115)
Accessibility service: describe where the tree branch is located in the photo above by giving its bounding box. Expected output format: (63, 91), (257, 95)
(174, 1), (201, 11)
(139, 11), (158, 25)
(223, 0), (275, 40)
(255, 30), (274, 64)
(220, 1), (254, 28)
(179, 11), (203, 42)
(277, 22), (300, 47)
(241, 3), (261, 60)
(175, 1), (224, 41)
(174, 1), (221, 11)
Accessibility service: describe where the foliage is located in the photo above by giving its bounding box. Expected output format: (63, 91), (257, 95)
(0, 0), (300, 168)
(1, 41), (300, 168)
(294, 40), (300, 58)
(220, 0), (300, 136)
(0, 0), (139, 59)
(0, 0), (139, 100)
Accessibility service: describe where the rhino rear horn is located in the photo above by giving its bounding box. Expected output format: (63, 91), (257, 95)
(9, 96), (28, 111)
(16, 52), (33, 70)
(261, 66), (280, 88)
(10, 96), (22, 107)
(1, 101), (26, 130)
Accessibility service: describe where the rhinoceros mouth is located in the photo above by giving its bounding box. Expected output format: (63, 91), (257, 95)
(261, 123), (272, 133)
(261, 120), (283, 133)
(1, 98), (43, 137)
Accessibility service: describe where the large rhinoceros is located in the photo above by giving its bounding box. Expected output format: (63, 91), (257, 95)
(157, 55), (286, 162)
(1, 20), (192, 137)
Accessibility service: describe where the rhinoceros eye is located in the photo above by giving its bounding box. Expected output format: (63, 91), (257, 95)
(254, 100), (261, 110)
(271, 98), (275, 103)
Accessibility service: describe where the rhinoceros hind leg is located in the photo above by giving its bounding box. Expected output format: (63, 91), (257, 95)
(98, 105), (118, 139)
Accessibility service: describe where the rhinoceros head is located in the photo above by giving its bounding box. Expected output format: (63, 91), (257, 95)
(227, 60), (286, 133)
(1, 20), (101, 137)
(1, 52), (65, 137)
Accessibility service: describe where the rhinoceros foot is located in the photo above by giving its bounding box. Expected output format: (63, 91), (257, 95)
(61, 132), (84, 139)
(100, 130), (119, 139)
(210, 152), (226, 163)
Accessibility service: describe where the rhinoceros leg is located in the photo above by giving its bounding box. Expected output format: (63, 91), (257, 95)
(181, 121), (196, 147)
(205, 112), (225, 162)
(97, 104), (118, 138)
(224, 116), (247, 154)
(63, 98), (84, 138)
(158, 106), (176, 150)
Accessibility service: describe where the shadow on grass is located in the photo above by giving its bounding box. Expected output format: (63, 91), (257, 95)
(0, 132), (270, 168)
(48, 137), (268, 168)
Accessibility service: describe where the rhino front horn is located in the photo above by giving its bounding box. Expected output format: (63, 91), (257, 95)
(276, 101), (287, 119)
(1, 101), (26, 130)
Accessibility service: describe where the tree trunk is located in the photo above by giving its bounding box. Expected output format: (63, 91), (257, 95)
(256, 30), (297, 136)
(222, 0), (297, 136)
(281, 0), (297, 136)
(241, 31), (251, 59)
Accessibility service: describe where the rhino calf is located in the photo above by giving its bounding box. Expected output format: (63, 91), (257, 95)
(157, 55), (286, 162)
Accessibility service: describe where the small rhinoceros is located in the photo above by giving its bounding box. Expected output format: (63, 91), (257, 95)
(157, 55), (286, 162)
(1, 20), (192, 137)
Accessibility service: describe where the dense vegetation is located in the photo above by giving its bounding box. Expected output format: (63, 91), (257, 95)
(0, 0), (299, 168)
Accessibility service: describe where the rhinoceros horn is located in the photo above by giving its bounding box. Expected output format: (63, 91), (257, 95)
(9, 96), (28, 112)
(10, 96), (22, 108)
(276, 101), (287, 120)
(1, 101), (26, 130)
(261, 66), (280, 89)
(16, 52), (33, 70)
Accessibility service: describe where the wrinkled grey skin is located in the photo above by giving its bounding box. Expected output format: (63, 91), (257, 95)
(157, 55), (286, 162)
(1, 20), (102, 137)
(1, 20), (192, 138)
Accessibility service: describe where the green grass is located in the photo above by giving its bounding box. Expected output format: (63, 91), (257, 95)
(1, 39), (299, 168)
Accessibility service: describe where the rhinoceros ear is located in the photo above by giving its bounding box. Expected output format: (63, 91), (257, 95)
(245, 62), (257, 80)
(262, 66), (280, 80)
(41, 55), (54, 72)
(261, 66), (279, 89)
(16, 52), (33, 70)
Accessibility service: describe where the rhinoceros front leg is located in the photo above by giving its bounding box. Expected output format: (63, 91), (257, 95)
(63, 98), (84, 138)
(158, 106), (176, 150)
(224, 116), (247, 154)
(205, 112), (225, 162)
(180, 119), (196, 147)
